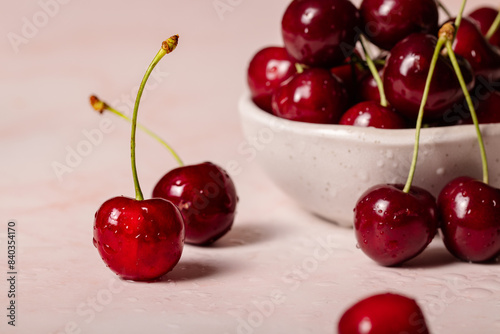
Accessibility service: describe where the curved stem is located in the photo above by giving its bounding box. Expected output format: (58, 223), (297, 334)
(360, 36), (387, 107)
(486, 10), (500, 41)
(435, 0), (453, 20)
(445, 41), (489, 184)
(130, 35), (179, 200)
(89, 96), (184, 167)
(403, 36), (447, 193)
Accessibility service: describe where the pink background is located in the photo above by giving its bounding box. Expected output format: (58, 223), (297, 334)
(1, 0), (500, 333)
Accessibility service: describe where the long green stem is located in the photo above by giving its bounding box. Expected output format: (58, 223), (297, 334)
(454, 0), (468, 35)
(89, 96), (184, 167)
(130, 35), (179, 200)
(486, 10), (500, 40)
(360, 36), (387, 107)
(403, 36), (447, 193)
(445, 40), (489, 184)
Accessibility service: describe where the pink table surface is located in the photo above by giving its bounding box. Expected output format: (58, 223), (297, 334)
(2, 0), (500, 333)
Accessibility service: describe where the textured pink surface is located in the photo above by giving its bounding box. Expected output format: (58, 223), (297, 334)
(1, 0), (500, 333)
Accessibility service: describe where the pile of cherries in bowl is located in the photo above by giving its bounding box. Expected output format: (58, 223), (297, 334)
(247, 1), (500, 332)
(247, 0), (500, 128)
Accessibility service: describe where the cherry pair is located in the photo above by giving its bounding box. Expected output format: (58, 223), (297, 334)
(92, 36), (238, 281)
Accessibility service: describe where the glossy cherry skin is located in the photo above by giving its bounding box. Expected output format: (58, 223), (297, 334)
(354, 184), (438, 266)
(457, 89), (500, 125)
(452, 17), (500, 83)
(247, 46), (296, 113)
(93, 196), (184, 281)
(271, 68), (348, 124)
(281, 0), (360, 68)
(358, 65), (384, 103)
(384, 33), (475, 121)
(338, 293), (430, 334)
(339, 101), (407, 129)
(437, 176), (500, 262)
(468, 7), (500, 49)
(360, 0), (438, 50)
(152, 162), (238, 246)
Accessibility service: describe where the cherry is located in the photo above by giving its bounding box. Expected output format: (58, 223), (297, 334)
(281, 0), (360, 68)
(468, 7), (500, 48)
(271, 68), (348, 124)
(93, 36), (185, 281)
(338, 292), (430, 334)
(384, 33), (475, 121)
(354, 184), (438, 266)
(359, 65), (383, 103)
(93, 197), (184, 281)
(152, 162), (238, 245)
(437, 176), (500, 263)
(454, 89), (500, 125)
(247, 46), (296, 113)
(360, 0), (439, 50)
(339, 101), (407, 129)
(451, 17), (500, 83)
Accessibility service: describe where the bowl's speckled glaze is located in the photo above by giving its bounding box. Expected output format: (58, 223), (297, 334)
(239, 93), (500, 227)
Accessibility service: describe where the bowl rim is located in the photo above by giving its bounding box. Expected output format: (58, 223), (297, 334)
(238, 92), (500, 145)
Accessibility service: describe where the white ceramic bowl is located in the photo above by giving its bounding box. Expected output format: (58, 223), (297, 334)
(238, 93), (500, 227)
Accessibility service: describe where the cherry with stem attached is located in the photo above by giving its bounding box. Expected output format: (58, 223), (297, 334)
(90, 97), (238, 246)
(93, 36), (185, 281)
(353, 27), (450, 266)
(437, 20), (500, 263)
(339, 36), (406, 129)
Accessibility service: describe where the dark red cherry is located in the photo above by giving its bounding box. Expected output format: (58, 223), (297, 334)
(452, 17), (500, 83)
(468, 7), (500, 48)
(330, 51), (366, 107)
(457, 89), (500, 125)
(152, 162), (238, 246)
(437, 176), (500, 262)
(338, 293), (430, 334)
(271, 68), (348, 124)
(360, 0), (438, 50)
(359, 65), (384, 103)
(93, 196), (184, 281)
(247, 46), (296, 113)
(281, 0), (360, 68)
(339, 101), (407, 129)
(354, 184), (438, 266)
(384, 33), (475, 121)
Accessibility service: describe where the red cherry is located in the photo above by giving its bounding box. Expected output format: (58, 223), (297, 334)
(152, 162), (238, 246)
(354, 184), (438, 266)
(281, 0), (360, 68)
(339, 101), (407, 129)
(360, 0), (438, 50)
(271, 68), (348, 124)
(247, 46), (296, 113)
(93, 196), (184, 281)
(468, 7), (500, 49)
(383, 33), (475, 121)
(338, 293), (430, 334)
(437, 176), (500, 262)
(359, 65), (383, 103)
(451, 17), (500, 83)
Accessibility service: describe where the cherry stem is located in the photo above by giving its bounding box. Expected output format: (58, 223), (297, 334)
(130, 35), (179, 201)
(486, 10), (500, 40)
(454, 0), (468, 35)
(444, 40), (489, 184)
(89, 95), (184, 167)
(360, 36), (387, 107)
(295, 63), (305, 74)
(402, 35), (447, 193)
(435, 0), (453, 20)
